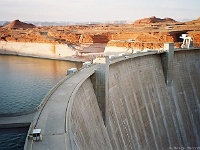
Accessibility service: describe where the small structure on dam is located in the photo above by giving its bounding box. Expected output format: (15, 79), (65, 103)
(25, 43), (200, 150)
(180, 34), (193, 48)
(32, 129), (42, 141)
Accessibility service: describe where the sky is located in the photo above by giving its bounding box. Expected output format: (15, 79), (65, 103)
(0, 0), (200, 22)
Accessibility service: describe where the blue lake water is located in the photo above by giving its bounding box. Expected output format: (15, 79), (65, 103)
(0, 55), (82, 149)
(0, 127), (28, 150)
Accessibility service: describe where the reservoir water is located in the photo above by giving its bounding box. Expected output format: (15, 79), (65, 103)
(0, 55), (82, 150)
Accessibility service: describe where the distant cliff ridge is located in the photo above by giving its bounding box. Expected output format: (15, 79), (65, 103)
(0, 17), (200, 53)
(134, 16), (177, 25)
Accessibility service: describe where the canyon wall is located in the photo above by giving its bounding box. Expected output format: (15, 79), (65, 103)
(0, 41), (75, 59)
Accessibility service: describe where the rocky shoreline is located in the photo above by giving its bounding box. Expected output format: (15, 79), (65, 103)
(0, 41), (101, 62)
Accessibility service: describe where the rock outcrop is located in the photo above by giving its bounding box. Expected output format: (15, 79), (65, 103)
(3, 20), (36, 29)
(0, 17), (199, 54)
(134, 16), (176, 25)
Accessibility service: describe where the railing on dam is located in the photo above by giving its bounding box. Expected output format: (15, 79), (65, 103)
(26, 44), (200, 150)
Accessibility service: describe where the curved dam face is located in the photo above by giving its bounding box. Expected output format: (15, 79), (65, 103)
(66, 49), (200, 149)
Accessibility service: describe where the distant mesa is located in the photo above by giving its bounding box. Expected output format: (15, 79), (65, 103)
(3, 19), (36, 29)
(185, 17), (200, 25)
(133, 16), (177, 25)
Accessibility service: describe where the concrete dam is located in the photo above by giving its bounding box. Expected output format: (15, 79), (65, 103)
(26, 44), (200, 149)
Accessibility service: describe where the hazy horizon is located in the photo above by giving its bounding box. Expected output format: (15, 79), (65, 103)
(0, 17), (198, 23)
(0, 0), (199, 22)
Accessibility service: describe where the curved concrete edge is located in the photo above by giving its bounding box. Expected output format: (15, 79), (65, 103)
(23, 76), (69, 150)
(23, 64), (95, 150)
(65, 70), (95, 150)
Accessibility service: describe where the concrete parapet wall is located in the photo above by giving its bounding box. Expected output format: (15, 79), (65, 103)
(66, 78), (112, 149)
(0, 41), (75, 59)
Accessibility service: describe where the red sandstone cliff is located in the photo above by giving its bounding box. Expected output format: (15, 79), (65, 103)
(0, 17), (200, 51)
(134, 16), (176, 25)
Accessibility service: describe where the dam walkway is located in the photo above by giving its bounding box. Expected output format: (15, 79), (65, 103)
(25, 65), (96, 150)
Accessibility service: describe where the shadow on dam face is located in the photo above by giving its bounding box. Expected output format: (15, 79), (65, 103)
(67, 49), (200, 149)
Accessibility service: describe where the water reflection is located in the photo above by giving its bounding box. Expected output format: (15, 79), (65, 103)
(0, 127), (28, 150)
(0, 55), (82, 114)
